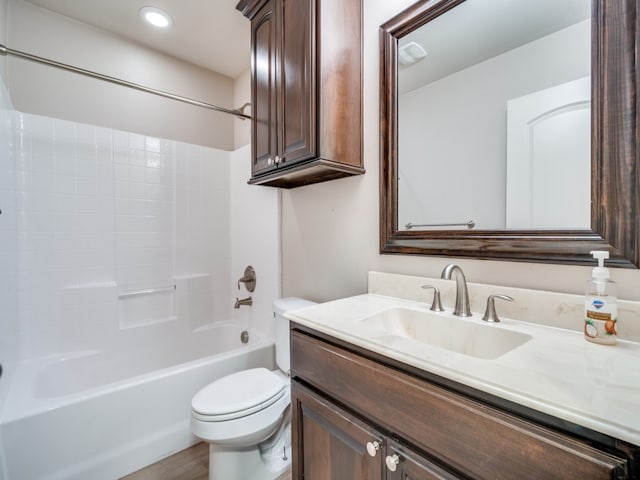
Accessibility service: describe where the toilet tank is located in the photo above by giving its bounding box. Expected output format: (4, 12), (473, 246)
(273, 297), (317, 373)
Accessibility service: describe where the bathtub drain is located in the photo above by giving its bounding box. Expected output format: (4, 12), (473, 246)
(240, 330), (249, 344)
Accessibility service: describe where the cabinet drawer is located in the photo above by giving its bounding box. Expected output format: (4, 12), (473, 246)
(291, 330), (627, 480)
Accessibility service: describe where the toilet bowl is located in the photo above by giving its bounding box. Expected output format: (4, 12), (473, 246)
(191, 297), (316, 480)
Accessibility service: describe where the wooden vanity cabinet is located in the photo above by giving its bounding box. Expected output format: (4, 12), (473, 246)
(290, 326), (636, 480)
(292, 382), (456, 480)
(236, 0), (364, 188)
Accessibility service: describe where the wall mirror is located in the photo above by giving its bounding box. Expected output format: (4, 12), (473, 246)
(380, 0), (639, 267)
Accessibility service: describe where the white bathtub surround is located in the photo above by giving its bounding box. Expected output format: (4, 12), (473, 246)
(0, 80), (18, 480)
(0, 71), (11, 110)
(1, 326), (274, 480)
(113, 131), (175, 327)
(0, 86), (19, 419)
(118, 284), (177, 329)
(175, 274), (215, 332)
(3, 110), (241, 360)
(0, 102), (280, 478)
(284, 271), (640, 447)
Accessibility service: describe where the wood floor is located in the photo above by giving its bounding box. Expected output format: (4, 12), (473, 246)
(121, 442), (292, 480)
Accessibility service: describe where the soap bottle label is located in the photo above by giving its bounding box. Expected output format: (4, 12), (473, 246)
(584, 298), (617, 345)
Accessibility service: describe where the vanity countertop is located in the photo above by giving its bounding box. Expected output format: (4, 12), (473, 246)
(285, 293), (640, 447)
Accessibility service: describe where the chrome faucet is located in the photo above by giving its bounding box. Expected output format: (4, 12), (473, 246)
(440, 264), (472, 317)
(234, 296), (253, 309)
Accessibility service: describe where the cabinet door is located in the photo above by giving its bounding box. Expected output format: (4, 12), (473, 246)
(278, 0), (315, 167)
(292, 381), (383, 480)
(385, 440), (461, 480)
(250, 0), (278, 175)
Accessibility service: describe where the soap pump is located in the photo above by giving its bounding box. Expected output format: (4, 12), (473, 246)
(584, 250), (617, 345)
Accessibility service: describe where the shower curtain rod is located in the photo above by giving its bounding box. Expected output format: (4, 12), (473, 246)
(0, 43), (251, 120)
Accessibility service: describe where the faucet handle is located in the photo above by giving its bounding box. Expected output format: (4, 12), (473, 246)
(482, 294), (513, 323)
(421, 285), (444, 312)
(237, 266), (256, 292)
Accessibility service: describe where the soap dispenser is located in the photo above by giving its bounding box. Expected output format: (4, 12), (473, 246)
(584, 250), (617, 345)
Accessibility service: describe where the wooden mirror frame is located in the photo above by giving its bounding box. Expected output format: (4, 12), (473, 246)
(380, 0), (639, 268)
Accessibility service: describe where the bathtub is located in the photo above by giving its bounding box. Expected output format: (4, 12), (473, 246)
(0, 323), (274, 480)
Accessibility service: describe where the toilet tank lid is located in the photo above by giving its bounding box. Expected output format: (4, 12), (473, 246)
(273, 297), (317, 316)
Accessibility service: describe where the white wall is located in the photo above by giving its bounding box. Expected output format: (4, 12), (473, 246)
(230, 75), (280, 337)
(6, 0), (235, 150)
(234, 69), (251, 149)
(0, 0), (6, 42)
(399, 20), (589, 230)
(0, 0), (8, 100)
(281, 0), (640, 304)
(230, 145), (281, 339)
(0, 0), (7, 83)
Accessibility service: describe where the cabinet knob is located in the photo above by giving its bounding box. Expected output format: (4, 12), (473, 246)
(365, 441), (380, 457)
(385, 454), (400, 472)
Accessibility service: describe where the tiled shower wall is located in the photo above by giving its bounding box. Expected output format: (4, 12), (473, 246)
(2, 108), (234, 362)
(0, 83), (18, 371)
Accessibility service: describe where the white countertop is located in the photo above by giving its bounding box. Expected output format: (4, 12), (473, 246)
(285, 293), (640, 447)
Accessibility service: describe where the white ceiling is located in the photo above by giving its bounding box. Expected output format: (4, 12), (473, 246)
(22, 0), (250, 79)
(399, 0), (591, 94)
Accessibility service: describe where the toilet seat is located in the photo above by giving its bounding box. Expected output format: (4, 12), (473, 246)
(192, 368), (286, 422)
(191, 368), (291, 447)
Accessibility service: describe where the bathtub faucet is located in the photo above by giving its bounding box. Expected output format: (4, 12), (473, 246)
(234, 296), (253, 309)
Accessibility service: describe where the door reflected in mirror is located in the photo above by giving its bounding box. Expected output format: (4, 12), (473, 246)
(397, 0), (591, 231)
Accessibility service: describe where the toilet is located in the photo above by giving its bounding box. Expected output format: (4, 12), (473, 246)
(191, 297), (316, 480)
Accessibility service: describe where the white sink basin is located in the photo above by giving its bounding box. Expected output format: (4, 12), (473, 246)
(363, 307), (532, 360)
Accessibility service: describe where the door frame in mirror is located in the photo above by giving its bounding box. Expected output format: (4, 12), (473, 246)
(380, 0), (639, 268)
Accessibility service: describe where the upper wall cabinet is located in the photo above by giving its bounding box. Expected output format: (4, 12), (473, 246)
(237, 0), (364, 188)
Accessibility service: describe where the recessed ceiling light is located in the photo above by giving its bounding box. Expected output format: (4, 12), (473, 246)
(140, 6), (173, 28)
